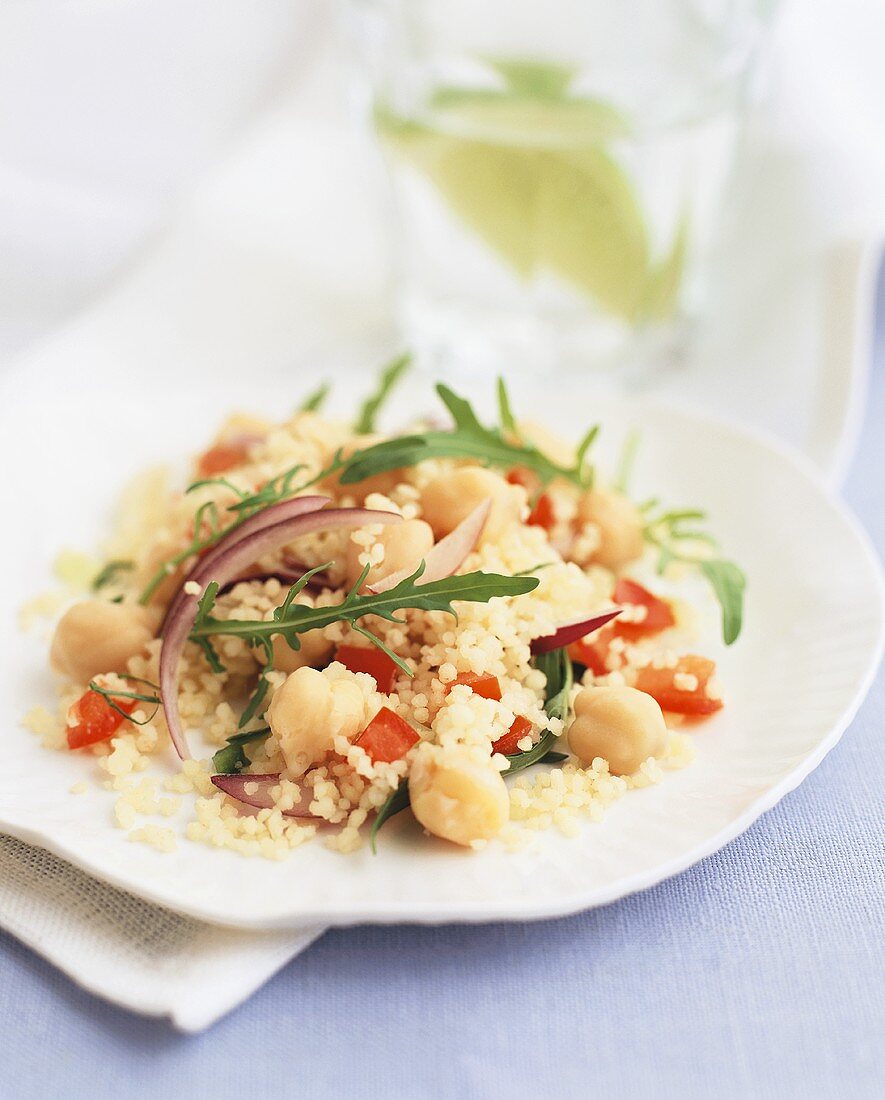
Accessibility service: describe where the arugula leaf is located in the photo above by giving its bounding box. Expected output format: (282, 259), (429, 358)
(213, 727), (271, 775)
(92, 559), (134, 592)
(534, 646), (573, 723)
(238, 676), (271, 731)
(644, 505), (746, 644)
(512, 561), (556, 577)
(614, 429), (641, 494)
(340, 383), (591, 489)
(699, 560), (746, 646)
(497, 376), (517, 435)
(190, 565), (539, 664)
(575, 424), (600, 484)
(354, 353), (411, 434)
(369, 780), (410, 854)
(298, 383), (330, 414)
(503, 646), (573, 772)
(539, 750), (568, 764)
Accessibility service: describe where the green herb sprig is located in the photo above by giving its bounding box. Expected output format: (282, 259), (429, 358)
(87, 676), (162, 726)
(138, 500), (223, 605)
(298, 383), (331, 414)
(643, 504), (746, 645)
(92, 560), (134, 592)
(496, 376), (517, 435)
(500, 645), (573, 771)
(212, 727), (271, 775)
(191, 564), (539, 672)
(354, 352), (411, 434)
(341, 383), (595, 490)
(137, 460), (320, 606)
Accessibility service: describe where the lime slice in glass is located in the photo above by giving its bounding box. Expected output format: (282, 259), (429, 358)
(377, 81), (686, 322)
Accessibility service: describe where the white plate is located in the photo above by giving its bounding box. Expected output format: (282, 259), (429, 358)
(0, 363), (881, 929)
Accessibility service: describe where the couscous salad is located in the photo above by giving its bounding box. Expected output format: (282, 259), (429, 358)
(25, 361), (745, 857)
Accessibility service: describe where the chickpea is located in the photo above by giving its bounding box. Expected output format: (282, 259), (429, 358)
(267, 629), (334, 675)
(50, 600), (156, 684)
(576, 488), (644, 570)
(420, 468), (523, 545)
(408, 748), (510, 846)
(567, 685), (666, 775)
(267, 667), (366, 776)
(345, 518), (434, 589)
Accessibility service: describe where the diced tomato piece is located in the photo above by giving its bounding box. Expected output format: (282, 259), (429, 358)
(506, 468), (555, 530)
(568, 624), (617, 676)
(67, 690), (134, 750)
(355, 706), (419, 763)
(527, 491), (556, 530)
(492, 715), (534, 755)
(506, 467), (536, 491)
(196, 439), (253, 478)
(635, 655), (723, 715)
(613, 578), (675, 640)
(507, 466), (556, 530)
(334, 644), (400, 693)
(446, 672), (502, 701)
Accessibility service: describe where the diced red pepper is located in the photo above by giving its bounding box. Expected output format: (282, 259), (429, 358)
(506, 467), (536, 491)
(613, 578), (675, 640)
(505, 468), (555, 530)
(492, 714), (534, 755)
(196, 440), (254, 478)
(67, 690), (134, 750)
(635, 655), (723, 715)
(334, 644), (400, 693)
(446, 672), (502, 701)
(568, 581), (675, 673)
(527, 491), (555, 530)
(355, 706), (419, 763)
(568, 624), (617, 676)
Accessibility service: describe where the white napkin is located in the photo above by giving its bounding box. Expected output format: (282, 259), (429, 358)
(2, 0), (885, 1032)
(0, 0), (324, 361)
(0, 834), (323, 1031)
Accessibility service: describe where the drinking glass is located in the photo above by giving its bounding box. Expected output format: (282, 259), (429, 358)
(356, 0), (771, 377)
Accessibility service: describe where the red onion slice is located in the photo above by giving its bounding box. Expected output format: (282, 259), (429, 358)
(161, 495), (331, 630)
(530, 609), (622, 654)
(218, 567), (329, 597)
(160, 506), (402, 759)
(211, 773), (316, 819)
(366, 499), (492, 595)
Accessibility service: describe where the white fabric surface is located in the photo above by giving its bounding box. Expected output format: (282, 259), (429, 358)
(1, 0), (885, 1031)
(0, 0), (325, 360)
(0, 834), (323, 1031)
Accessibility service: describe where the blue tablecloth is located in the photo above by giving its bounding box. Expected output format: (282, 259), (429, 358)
(3, 285), (883, 1100)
